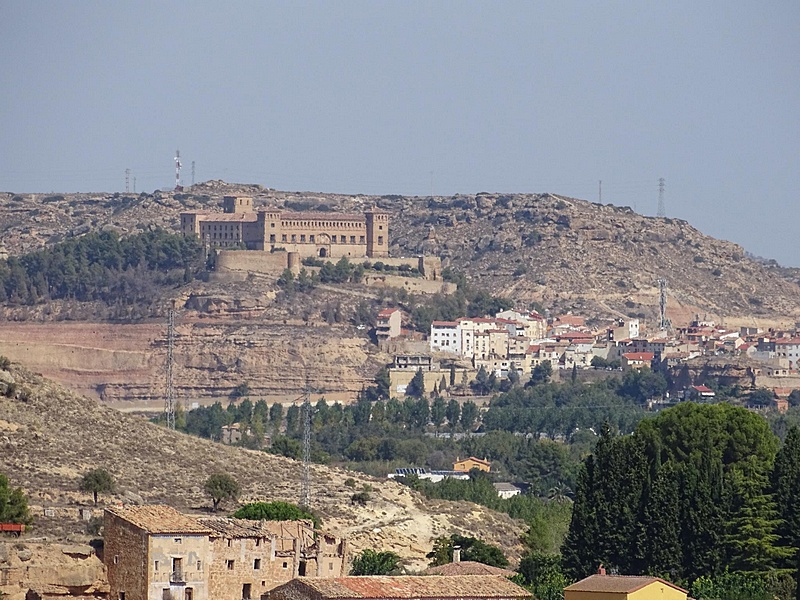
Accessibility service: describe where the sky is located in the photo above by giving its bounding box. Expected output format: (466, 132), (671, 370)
(1, 1), (798, 265)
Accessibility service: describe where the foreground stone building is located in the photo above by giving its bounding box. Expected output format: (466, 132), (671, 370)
(104, 505), (346, 600)
(180, 196), (389, 258)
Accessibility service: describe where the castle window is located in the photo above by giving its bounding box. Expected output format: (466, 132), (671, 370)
(300, 235), (306, 242)
(291, 234), (297, 242)
(226, 560), (234, 570)
(270, 234), (276, 243)
(379, 225), (383, 230)
(350, 236), (356, 243)
(309, 235), (315, 243)
(359, 236), (365, 243)
(331, 235), (336, 243)
(281, 234), (287, 242)
(378, 236), (384, 244)
(271, 223), (275, 228)
(254, 559), (261, 570)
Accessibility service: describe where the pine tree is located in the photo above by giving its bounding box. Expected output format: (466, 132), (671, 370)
(643, 461), (683, 579)
(772, 426), (800, 568)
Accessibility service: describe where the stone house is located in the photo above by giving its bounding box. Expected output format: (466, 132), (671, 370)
(376, 309), (403, 348)
(104, 506), (346, 600)
(262, 575), (531, 600)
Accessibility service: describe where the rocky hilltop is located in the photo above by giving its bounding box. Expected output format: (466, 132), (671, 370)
(2, 181), (798, 325)
(0, 362), (525, 573)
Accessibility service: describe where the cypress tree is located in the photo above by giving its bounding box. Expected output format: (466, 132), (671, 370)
(772, 426), (800, 568)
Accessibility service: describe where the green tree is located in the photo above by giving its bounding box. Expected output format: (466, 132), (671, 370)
(772, 426), (800, 565)
(232, 501), (319, 527)
(530, 362), (552, 385)
(350, 549), (401, 575)
(79, 468), (114, 505)
(446, 399), (461, 430)
(517, 552), (569, 600)
(431, 396), (447, 430)
(427, 534), (509, 568)
(0, 473), (32, 525)
(406, 368), (426, 399)
(204, 473), (240, 511)
(461, 401), (479, 431)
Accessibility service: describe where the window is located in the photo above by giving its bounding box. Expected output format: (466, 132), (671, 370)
(379, 225), (383, 230)
(162, 589), (170, 600)
(270, 222), (275, 228)
(119, 593), (125, 600)
(281, 234), (287, 242)
(269, 234), (276, 243)
(262, 581), (266, 587)
(254, 558), (261, 570)
(227, 539), (232, 547)
(114, 556), (119, 565)
(378, 236), (384, 244)
(331, 235), (337, 243)
(359, 236), (365, 243)
(282, 562), (288, 569)
(226, 560), (235, 570)
(255, 538), (261, 547)
(300, 235), (306, 242)
(350, 236), (356, 244)
(291, 234), (297, 242)
(154, 561), (159, 571)
(309, 235), (315, 243)
(329, 562), (334, 570)
(242, 584), (252, 600)
(185, 589), (193, 600)
(197, 561), (202, 571)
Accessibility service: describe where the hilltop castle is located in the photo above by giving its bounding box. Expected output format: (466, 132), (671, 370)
(180, 196), (389, 259)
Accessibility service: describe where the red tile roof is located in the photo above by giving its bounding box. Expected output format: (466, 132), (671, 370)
(622, 352), (655, 361)
(378, 308), (400, 318)
(268, 576), (530, 599)
(432, 321), (459, 327)
(565, 574), (687, 594)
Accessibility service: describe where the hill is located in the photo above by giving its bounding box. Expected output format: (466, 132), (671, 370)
(2, 182), (799, 326)
(0, 361), (525, 571)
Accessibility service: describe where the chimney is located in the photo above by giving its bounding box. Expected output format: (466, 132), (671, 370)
(598, 564), (606, 576)
(453, 546), (461, 563)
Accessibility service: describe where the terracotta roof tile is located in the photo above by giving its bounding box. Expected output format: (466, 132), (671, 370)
(271, 576), (529, 599)
(105, 505), (211, 535)
(565, 574), (687, 594)
(424, 562), (516, 577)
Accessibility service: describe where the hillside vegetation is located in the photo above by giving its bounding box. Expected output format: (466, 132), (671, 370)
(2, 182), (799, 323)
(0, 360), (524, 570)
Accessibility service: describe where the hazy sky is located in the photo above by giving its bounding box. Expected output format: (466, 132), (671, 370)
(2, 2), (798, 265)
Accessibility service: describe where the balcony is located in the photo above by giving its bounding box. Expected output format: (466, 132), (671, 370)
(170, 571), (186, 584)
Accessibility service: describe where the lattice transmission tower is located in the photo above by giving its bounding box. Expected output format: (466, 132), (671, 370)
(301, 386), (312, 509)
(165, 300), (176, 429)
(658, 279), (671, 332)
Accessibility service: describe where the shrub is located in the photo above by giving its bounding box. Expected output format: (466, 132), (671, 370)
(351, 491), (370, 506)
(344, 478), (356, 488)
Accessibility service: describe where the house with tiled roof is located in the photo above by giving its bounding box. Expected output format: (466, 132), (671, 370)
(564, 568), (687, 600)
(453, 456), (491, 473)
(263, 575), (530, 600)
(621, 352), (655, 371)
(104, 505), (346, 600)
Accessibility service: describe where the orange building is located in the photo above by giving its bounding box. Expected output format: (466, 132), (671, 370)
(453, 457), (491, 473)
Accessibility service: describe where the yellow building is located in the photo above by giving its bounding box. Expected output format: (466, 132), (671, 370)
(453, 456), (491, 473)
(564, 573), (687, 600)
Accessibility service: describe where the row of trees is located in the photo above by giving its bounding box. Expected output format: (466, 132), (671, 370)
(562, 405), (800, 588)
(0, 229), (204, 306)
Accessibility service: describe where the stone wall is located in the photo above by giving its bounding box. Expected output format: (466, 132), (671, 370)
(389, 367), (473, 398)
(104, 511), (148, 600)
(215, 251), (290, 276)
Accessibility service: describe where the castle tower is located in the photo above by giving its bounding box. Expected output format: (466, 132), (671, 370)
(223, 196), (253, 214)
(365, 210), (389, 258)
